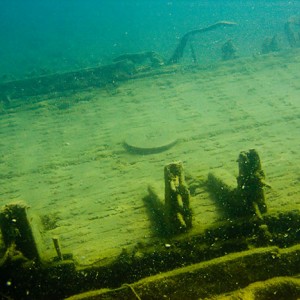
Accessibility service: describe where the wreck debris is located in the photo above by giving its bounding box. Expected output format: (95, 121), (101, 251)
(52, 236), (64, 261)
(221, 39), (238, 60)
(123, 128), (178, 155)
(208, 149), (268, 220)
(145, 162), (192, 236)
(113, 51), (165, 67)
(0, 156), (299, 299)
(0, 201), (41, 261)
(0, 22), (237, 103)
(168, 21), (237, 64)
(237, 149), (267, 219)
(164, 162), (193, 234)
(64, 247), (300, 300)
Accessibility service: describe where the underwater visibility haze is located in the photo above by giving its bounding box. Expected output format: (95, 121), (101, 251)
(0, 0), (300, 78)
(0, 1), (300, 299)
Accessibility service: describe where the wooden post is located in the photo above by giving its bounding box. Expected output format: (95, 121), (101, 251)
(237, 149), (267, 219)
(164, 162), (192, 235)
(0, 201), (41, 261)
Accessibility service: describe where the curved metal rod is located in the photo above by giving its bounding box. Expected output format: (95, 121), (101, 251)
(168, 21), (237, 64)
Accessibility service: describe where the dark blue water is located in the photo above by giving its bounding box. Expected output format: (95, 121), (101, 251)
(0, 0), (299, 80)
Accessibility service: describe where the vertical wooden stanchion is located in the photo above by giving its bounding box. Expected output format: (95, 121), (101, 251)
(164, 162), (192, 235)
(0, 201), (41, 261)
(237, 149), (267, 219)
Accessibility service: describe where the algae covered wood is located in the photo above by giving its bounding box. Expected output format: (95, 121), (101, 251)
(124, 128), (178, 155)
(0, 201), (42, 261)
(164, 162), (192, 235)
(237, 149), (267, 219)
(65, 245), (300, 300)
